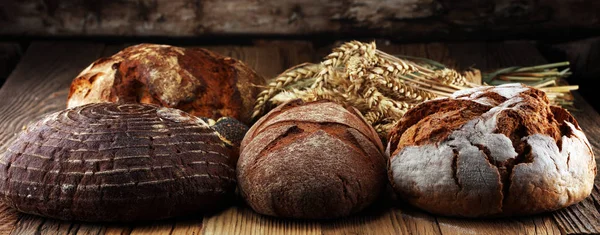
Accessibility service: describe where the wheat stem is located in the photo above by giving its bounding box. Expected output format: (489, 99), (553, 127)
(252, 41), (576, 140)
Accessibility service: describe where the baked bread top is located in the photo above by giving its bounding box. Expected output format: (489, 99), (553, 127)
(387, 83), (596, 217)
(238, 100), (387, 219)
(67, 44), (264, 124)
(0, 103), (238, 221)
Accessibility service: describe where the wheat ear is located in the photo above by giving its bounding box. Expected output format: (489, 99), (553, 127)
(253, 63), (322, 118)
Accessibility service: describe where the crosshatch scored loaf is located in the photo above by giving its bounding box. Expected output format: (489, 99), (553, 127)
(387, 83), (596, 217)
(0, 103), (241, 221)
(67, 44), (265, 124)
(238, 99), (387, 219)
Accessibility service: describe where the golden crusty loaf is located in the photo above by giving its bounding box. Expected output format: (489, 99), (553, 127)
(0, 103), (241, 221)
(67, 44), (264, 124)
(387, 83), (596, 217)
(238, 100), (387, 219)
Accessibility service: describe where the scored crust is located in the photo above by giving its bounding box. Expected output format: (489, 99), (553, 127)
(387, 83), (596, 217)
(238, 100), (387, 219)
(0, 103), (237, 221)
(67, 44), (264, 124)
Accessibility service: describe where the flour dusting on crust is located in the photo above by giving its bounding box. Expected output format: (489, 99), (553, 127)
(388, 83), (596, 217)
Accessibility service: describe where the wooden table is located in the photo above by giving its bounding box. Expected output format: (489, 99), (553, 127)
(0, 40), (599, 235)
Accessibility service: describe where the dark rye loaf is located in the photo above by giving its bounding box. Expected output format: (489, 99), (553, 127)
(238, 100), (387, 219)
(387, 83), (596, 217)
(0, 103), (241, 221)
(67, 44), (265, 124)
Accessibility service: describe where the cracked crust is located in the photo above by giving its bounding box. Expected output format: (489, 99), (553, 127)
(238, 100), (387, 219)
(67, 44), (265, 124)
(387, 83), (596, 217)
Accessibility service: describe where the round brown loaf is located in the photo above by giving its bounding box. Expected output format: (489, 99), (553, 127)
(67, 44), (265, 124)
(238, 100), (387, 219)
(0, 103), (240, 221)
(387, 83), (596, 217)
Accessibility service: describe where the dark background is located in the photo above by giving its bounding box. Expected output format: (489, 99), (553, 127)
(1, 0), (600, 111)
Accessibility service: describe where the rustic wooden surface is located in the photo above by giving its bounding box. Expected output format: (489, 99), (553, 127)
(2, 0), (600, 40)
(0, 40), (599, 234)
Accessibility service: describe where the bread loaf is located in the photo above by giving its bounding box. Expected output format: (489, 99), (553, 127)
(387, 83), (596, 217)
(67, 44), (264, 124)
(0, 103), (241, 221)
(238, 100), (387, 219)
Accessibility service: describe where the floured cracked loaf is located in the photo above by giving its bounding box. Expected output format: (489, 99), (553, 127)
(0, 103), (243, 221)
(238, 100), (387, 219)
(387, 83), (596, 217)
(67, 44), (265, 124)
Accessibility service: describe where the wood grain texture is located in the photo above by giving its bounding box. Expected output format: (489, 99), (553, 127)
(0, 204), (19, 234)
(206, 42), (316, 79)
(202, 206), (322, 235)
(172, 218), (203, 235)
(129, 223), (175, 235)
(0, 42), (104, 148)
(385, 202), (442, 235)
(2, 0), (600, 41)
(437, 217), (561, 235)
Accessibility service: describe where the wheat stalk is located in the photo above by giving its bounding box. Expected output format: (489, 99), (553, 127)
(252, 63), (322, 118)
(253, 41), (575, 140)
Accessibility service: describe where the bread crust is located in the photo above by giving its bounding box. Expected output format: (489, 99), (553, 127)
(67, 44), (264, 124)
(238, 100), (387, 219)
(0, 103), (237, 221)
(387, 83), (596, 217)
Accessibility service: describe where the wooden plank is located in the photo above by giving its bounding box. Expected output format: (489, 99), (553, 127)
(10, 217), (46, 235)
(3, 0), (600, 42)
(206, 42), (315, 79)
(0, 42), (104, 147)
(385, 203), (442, 235)
(0, 204), (19, 234)
(104, 225), (133, 235)
(437, 217), (561, 235)
(319, 195), (419, 235)
(202, 206), (322, 235)
(0, 41), (105, 234)
(129, 223), (175, 235)
(37, 219), (78, 234)
(171, 218), (203, 234)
